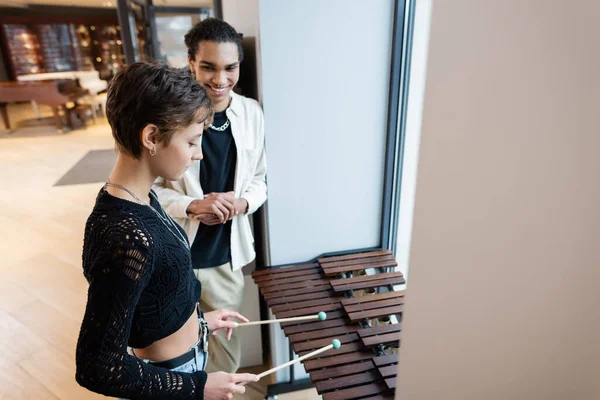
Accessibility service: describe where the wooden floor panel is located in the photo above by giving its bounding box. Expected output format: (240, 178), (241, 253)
(0, 105), (322, 399)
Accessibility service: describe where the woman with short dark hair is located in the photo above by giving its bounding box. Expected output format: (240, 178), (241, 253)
(75, 62), (258, 400)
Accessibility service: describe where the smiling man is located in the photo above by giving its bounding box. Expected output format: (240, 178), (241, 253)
(153, 18), (267, 374)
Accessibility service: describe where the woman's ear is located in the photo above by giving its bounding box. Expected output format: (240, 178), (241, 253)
(140, 124), (159, 153)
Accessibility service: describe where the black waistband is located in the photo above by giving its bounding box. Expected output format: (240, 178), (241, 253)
(149, 339), (202, 369)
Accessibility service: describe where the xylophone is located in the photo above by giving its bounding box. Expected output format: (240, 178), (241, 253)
(251, 249), (405, 400)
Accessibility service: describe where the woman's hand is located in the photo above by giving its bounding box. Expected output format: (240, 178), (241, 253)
(204, 371), (258, 400)
(203, 309), (249, 341)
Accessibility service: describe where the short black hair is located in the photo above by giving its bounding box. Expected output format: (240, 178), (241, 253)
(106, 62), (212, 159)
(184, 18), (244, 62)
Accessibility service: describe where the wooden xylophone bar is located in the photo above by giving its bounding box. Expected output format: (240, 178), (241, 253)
(252, 249), (404, 400)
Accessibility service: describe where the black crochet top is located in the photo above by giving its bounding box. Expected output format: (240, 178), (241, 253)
(75, 188), (207, 399)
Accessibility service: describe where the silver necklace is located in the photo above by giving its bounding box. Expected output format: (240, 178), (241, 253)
(208, 119), (230, 131)
(104, 181), (190, 250)
(208, 96), (232, 132)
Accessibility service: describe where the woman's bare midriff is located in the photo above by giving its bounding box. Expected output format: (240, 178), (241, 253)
(134, 312), (199, 362)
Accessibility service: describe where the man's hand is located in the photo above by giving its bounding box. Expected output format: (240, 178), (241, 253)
(188, 194), (248, 224)
(233, 198), (248, 216)
(193, 213), (223, 226)
(186, 192), (236, 222)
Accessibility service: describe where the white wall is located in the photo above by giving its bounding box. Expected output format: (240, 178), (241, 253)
(222, 0), (259, 38)
(397, 1), (600, 399)
(260, 0), (394, 266)
(222, 0), (263, 102)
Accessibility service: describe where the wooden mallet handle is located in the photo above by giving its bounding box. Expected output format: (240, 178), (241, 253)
(257, 339), (341, 379)
(236, 311), (327, 327)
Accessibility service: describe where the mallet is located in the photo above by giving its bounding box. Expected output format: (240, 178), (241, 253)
(257, 339), (342, 379)
(236, 311), (327, 327)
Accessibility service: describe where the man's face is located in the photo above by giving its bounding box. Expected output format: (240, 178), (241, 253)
(189, 41), (240, 111)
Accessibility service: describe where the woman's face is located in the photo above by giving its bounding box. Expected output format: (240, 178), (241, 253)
(151, 120), (206, 181)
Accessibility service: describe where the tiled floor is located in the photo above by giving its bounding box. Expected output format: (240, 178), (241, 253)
(0, 103), (321, 400)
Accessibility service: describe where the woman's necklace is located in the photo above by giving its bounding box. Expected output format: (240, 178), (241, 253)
(104, 181), (190, 250)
